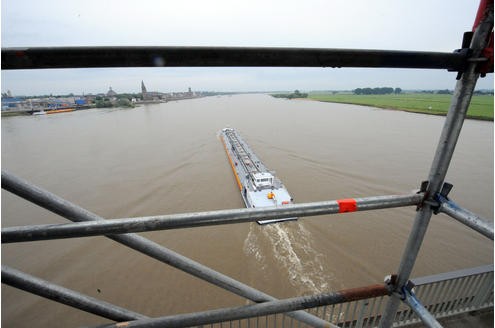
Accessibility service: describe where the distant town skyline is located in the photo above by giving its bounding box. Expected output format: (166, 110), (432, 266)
(2, 0), (493, 95)
(2, 68), (493, 98)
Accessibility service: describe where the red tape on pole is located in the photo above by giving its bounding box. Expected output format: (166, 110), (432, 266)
(473, 0), (494, 74)
(337, 199), (357, 213)
(472, 0), (492, 31)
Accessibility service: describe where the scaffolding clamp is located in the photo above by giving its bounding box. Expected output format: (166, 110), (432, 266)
(415, 180), (429, 211)
(452, 32), (474, 79)
(416, 181), (453, 214)
(383, 275), (416, 301)
(431, 182), (454, 214)
(453, 29), (493, 79)
(400, 280), (417, 301)
(383, 274), (398, 294)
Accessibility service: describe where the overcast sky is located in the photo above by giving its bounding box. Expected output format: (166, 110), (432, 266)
(1, 0), (493, 95)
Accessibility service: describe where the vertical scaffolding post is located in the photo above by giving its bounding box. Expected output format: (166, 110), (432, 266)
(379, 2), (494, 327)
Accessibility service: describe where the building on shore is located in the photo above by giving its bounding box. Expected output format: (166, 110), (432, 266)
(1, 97), (24, 110)
(141, 81), (150, 100)
(141, 80), (166, 101)
(107, 87), (117, 98)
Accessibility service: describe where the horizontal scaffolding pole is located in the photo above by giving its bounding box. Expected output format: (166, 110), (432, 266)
(2, 265), (147, 322)
(1, 46), (468, 70)
(97, 284), (389, 328)
(438, 196), (494, 240)
(2, 193), (423, 243)
(1, 170), (330, 327)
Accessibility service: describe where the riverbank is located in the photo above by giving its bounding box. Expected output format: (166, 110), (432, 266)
(0, 110), (31, 117)
(306, 93), (494, 121)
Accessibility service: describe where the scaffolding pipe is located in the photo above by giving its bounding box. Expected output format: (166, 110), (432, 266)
(98, 284), (388, 328)
(438, 196), (494, 240)
(2, 265), (147, 322)
(1, 170), (330, 328)
(379, 3), (494, 327)
(2, 193), (423, 243)
(402, 287), (443, 328)
(1, 46), (467, 70)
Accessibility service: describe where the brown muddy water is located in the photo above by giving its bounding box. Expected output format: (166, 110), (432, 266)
(2, 94), (493, 326)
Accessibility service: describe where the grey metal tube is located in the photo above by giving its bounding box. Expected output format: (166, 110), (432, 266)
(98, 284), (388, 328)
(2, 194), (423, 243)
(439, 197), (494, 240)
(403, 288), (443, 328)
(379, 207), (435, 327)
(379, 6), (494, 327)
(1, 170), (330, 327)
(1, 46), (467, 70)
(2, 265), (147, 322)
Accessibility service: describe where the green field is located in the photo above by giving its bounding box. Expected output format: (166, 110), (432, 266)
(307, 93), (494, 121)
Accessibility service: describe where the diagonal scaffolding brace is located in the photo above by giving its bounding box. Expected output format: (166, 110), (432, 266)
(437, 194), (494, 240)
(2, 265), (148, 322)
(402, 282), (443, 328)
(1, 170), (331, 327)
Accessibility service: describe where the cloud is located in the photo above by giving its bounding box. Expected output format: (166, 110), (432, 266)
(2, 0), (480, 49)
(2, 0), (492, 95)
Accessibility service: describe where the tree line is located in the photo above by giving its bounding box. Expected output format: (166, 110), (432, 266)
(95, 94), (135, 108)
(354, 87), (402, 95)
(272, 90), (308, 99)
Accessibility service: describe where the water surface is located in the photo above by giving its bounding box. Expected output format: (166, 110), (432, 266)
(2, 94), (493, 326)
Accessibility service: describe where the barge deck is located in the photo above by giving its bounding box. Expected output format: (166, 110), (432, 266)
(220, 128), (297, 224)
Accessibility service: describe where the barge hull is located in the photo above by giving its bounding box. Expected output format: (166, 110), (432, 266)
(220, 128), (297, 225)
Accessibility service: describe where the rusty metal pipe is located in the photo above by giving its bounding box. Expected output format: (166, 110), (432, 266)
(98, 284), (388, 328)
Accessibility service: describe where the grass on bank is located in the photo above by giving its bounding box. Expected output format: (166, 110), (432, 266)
(307, 93), (494, 121)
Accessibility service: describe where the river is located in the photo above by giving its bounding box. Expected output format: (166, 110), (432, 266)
(2, 94), (493, 326)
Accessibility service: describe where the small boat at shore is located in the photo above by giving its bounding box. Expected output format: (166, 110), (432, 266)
(33, 110), (46, 115)
(45, 108), (74, 114)
(220, 127), (297, 224)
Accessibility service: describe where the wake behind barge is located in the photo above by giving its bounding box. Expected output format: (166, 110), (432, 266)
(220, 128), (297, 224)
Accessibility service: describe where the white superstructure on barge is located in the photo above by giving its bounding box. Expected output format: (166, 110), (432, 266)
(220, 127), (297, 224)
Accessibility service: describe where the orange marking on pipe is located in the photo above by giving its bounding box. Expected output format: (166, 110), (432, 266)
(221, 136), (243, 191)
(337, 198), (357, 213)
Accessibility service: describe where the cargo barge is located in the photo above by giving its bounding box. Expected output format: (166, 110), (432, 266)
(220, 127), (297, 224)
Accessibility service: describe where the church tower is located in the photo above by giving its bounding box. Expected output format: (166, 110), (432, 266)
(141, 80), (149, 100)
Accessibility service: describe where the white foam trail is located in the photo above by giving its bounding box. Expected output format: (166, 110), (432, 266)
(244, 221), (334, 294)
(243, 224), (267, 270)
